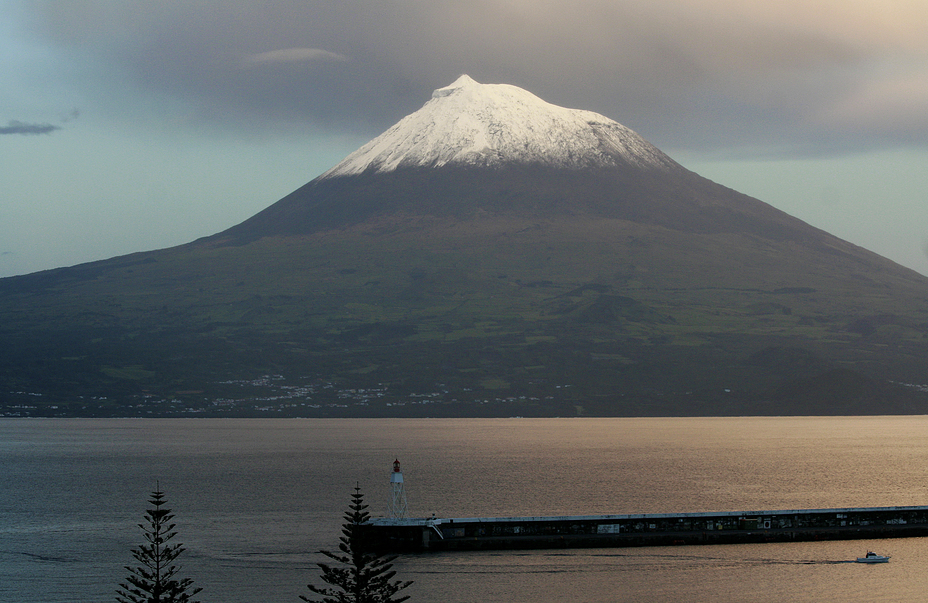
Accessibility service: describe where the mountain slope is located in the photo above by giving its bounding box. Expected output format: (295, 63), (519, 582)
(219, 76), (843, 248)
(2, 77), (928, 417)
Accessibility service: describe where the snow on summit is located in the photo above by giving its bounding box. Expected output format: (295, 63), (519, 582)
(321, 75), (677, 178)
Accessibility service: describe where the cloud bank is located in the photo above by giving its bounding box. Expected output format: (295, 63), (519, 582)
(18, 1), (928, 155)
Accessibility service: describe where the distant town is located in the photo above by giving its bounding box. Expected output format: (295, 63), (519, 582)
(6, 375), (928, 419)
(2, 374), (571, 418)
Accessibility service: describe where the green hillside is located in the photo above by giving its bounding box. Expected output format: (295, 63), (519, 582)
(3, 204), (927, 417)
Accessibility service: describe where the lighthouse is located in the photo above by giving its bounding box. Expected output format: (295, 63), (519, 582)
(389, 458), (409, 519)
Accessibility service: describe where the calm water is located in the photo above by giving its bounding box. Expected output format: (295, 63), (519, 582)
(2, 417), (928, 602)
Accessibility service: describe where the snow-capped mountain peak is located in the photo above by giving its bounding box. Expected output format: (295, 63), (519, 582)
(320, 75), (677, 179)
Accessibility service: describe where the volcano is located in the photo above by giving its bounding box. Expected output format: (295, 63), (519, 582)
(223, 75), (819, 242)
(3, 76), (928, 417)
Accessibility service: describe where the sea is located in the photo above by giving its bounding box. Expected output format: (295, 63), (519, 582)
(2, 417), (927, 603)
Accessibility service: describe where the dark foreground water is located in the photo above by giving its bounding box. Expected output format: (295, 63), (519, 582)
(2, 417), (928, 602)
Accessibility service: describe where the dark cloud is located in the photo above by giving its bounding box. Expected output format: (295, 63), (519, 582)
(0, 120), (62, 135)
(20, 1), (928, 155)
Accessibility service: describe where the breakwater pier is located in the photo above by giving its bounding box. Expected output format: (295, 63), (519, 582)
(363, 505), (928, 552)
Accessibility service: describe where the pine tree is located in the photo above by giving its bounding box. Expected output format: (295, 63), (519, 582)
(302, 485), (413, 603)
(116, 487), (202, 603)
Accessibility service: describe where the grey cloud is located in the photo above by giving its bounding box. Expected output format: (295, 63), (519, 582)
(21, 1), (928, 156)
(24, 1), (418, 134)
(0, 120), (62, 135)
(242, 48), (349, 67)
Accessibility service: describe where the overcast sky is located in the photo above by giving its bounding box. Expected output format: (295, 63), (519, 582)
(3, 0), (928, 278)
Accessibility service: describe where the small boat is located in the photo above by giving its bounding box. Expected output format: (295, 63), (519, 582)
(856, 551), (890, 563)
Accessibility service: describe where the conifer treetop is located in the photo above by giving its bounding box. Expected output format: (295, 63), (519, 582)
(116, 487), (202, 603)
(302, 485), (413, 603)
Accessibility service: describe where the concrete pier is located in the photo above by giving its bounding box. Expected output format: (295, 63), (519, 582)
(362, 506), (928, 552)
